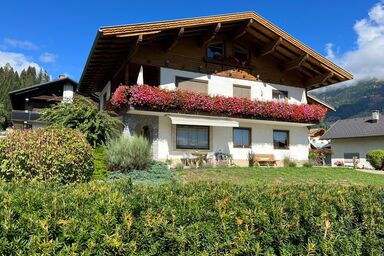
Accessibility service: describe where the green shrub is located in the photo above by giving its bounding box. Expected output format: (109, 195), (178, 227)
(106, 135), (152, 172)
(175, 163), (184, 171)
(283, 157), (297, 168)
(366, 150), (384, 170)
(93, 147), (107, 179)
(109, 161), (174, 184)
(1, 182), (384, 254)
(247, 151), (255, 167)
(0, 128), (93, 183)
(39, 95), (122, 147)
(303, 161), (314, 168)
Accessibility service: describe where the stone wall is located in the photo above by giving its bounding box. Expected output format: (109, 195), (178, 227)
(122, 114), (159, 160)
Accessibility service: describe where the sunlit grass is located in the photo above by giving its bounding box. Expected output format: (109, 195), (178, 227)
(176, 167), (384, 186)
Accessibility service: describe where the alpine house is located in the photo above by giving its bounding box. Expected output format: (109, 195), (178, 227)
(79, 12), (352, 166)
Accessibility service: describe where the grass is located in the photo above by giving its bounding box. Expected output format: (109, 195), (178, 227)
(176, 167), (384, 186)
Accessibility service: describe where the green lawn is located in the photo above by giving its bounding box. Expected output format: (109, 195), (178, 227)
(176, 167), (384, 186)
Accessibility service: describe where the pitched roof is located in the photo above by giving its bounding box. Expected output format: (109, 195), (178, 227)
(79, 12), (352, 93)
(321, 115), (384, 139)
(9, 77), (78, 109)
(9, 77), (78, 96)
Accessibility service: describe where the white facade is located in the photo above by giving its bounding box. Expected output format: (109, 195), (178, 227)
(331, 137), (384, 169)
(160, 67), (307, 103)
(120, 67), (313, 166)
(156, 115), (308, 165)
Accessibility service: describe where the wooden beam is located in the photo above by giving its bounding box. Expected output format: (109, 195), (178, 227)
(305, 72), (333, 87)
(283, 54), (309, 72)
(232, 19), (253, 40)
(112, 34), (143, 79)
(199, 23), (221, 47)
(165, 27), (185, 51)
(257, 37), (282, 57)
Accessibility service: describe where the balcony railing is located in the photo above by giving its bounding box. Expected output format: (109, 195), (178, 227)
(11, 110), (41, 121)
(107, 85), (328, 124)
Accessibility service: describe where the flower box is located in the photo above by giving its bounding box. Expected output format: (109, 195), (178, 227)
(109, 85), (327, 123)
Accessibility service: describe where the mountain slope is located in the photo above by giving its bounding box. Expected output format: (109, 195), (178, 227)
(311, 79), (384, 122)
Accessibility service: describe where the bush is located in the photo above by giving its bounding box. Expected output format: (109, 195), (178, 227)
(93, 147), (107, 179)
(39, 95), (122, 147)
(109, 161), (174, 184)
(0, 128), (93, 183)
(303, 161), (314, 168)
(283, 157), (297, 168)
(175, 163), (184, 171)
(1, 182), (384, 254)
(366, 150), (384, 170)
(106, 135), (152, 172)
(247, 151), (255, 167)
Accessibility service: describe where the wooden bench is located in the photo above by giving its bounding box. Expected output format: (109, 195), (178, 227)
(253, 154), (277, 166)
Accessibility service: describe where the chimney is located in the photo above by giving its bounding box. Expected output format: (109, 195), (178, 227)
(372, 110), (380, 122)
(58, 74), (66, 80)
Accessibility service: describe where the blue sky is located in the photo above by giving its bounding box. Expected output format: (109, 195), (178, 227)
(0, 0), (382, 82)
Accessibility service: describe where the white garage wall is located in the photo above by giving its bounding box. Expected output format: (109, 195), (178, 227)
(160, 67), (307, 104)
(331, 137), (384, 169)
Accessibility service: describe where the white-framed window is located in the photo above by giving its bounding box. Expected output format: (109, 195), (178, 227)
(176, 125), (209, 150)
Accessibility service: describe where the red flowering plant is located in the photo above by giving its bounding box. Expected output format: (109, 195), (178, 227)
(110, 84), (327, 123)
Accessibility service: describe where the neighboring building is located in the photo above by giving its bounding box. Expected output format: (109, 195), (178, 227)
(78, 12), (352, 166)
(309, 128), (330, 149)
(9, 76), (77, 129)
(321, 111), (384, 169)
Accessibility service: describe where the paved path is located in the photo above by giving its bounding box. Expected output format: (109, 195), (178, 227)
(357, 169), (384, 175)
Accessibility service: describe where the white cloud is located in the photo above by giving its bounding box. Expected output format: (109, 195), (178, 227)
(325, 43), (335, 59)
(3, 38), (38, 50)
(326, 1), (384, 82)
(39, 52), (57, 63)
(0, 51), (42, 73)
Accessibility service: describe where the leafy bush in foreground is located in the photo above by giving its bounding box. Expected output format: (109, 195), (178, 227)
(106, 135), (152, 172)
(366, 149), (384, 170)
(93, 147), (107, 179)
(0, 181), (383, 255)
(0, 128), (93, 183)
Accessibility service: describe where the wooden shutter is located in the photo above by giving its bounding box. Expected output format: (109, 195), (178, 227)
(233, 85), (251, 99)
(176, 77), (208, 94)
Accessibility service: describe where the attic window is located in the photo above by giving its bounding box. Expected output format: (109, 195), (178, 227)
(234, 46), (249, 63)
(207, 43), (224, 59)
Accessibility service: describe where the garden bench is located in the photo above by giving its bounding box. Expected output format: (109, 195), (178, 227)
(253, 154), (277, 166)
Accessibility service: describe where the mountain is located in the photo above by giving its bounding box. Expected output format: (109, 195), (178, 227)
(311, 79), (384, 123)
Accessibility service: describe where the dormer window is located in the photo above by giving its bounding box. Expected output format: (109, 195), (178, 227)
(207, 43), (224, 59)
(234, 46), (249, 63)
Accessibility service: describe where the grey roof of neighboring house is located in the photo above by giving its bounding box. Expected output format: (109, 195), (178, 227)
(321, 114), (384, 139)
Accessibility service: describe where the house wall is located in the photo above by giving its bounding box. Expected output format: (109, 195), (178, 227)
(157, 115), (309, 166)
(62, 84), (74, 103)
(331, 137), (384, 169)
(99, 81), (111, 111)
(160, 67), (307, 103)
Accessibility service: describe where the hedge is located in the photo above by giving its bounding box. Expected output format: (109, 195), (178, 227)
(366, 150), (384, 170)
(0, 128), (93, 183)
(0, 181), (384, 254)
